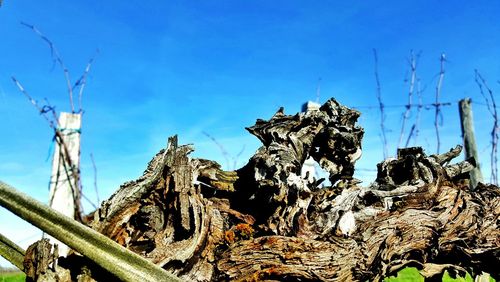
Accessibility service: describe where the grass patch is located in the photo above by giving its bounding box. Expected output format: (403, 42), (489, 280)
(384, 267), (424, 282)
(442, 270), (474, 282)
(0, 272), (25, 282)
(384, 267), (496, 282)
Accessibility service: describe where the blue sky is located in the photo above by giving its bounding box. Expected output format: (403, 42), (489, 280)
(1, 1), (500, 267)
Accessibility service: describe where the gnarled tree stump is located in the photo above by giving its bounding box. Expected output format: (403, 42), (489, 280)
(79, 98), (498, 281)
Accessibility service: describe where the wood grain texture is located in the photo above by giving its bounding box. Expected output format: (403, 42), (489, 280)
(79, 98), (499, 281)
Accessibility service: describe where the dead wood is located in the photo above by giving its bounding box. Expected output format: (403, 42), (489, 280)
(33, 98), (500, 280)
(22, 239), (71, 282)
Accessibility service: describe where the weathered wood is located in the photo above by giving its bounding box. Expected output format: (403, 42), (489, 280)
(84, 98), (497, 281)
(14, 238), (74, 282)
(2, 98), (498, 281)
(0, 181), (182, 282)
(459, 98), (484, 189)
(48, 112), (82, 255)
(23, 239), (59, 281)
(49, 112), (82, 216)
(0, 232), (25, 270)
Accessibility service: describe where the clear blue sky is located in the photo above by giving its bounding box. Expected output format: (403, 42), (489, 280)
(1, 1), (499, 267)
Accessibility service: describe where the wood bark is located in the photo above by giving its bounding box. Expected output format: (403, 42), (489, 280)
(459, 98), (484, 189)
(22, 98), (499, 281)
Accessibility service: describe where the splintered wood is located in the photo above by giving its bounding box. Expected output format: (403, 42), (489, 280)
(36, 99), (500, 281)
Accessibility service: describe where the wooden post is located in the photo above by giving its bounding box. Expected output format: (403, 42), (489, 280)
(459, 98), (483, 189)
(48, 112), (81, 255)
(301, 101), (320, 183)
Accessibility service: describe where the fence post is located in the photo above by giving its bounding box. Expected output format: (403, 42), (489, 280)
(301, 101), (320, 183)
(48, 112), (82, 255)
(459, 98), (483, 189)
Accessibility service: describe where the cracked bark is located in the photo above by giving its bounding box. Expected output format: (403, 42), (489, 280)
(17, 98), (498, 281)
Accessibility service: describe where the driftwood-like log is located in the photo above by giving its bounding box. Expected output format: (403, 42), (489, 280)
(80, 98), (499, 281)
(3, 98), (494, 281)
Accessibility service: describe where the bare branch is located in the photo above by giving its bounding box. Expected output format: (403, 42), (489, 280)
(13, 76), (83, 218)
(398, 50), (417, 148)
(203, 131), (231, 170)
(413, 78), (423, 144)
(434, 53), (446, 154)
(373, 49), (388, 159)
(90, 153), (100, 205)
(15, 86), (84, 220)
(21, 22), (75, 112)
(398, 50), (418, 149)
(74, 49), (99, 113)
(474, 70), (498, 185)
(353, 101), (453, 110)
(475, 71), (496, 115)
(315, 77), (321, 103)
(81, 192), (98, 210)
(202, 132), (245, 170)
(233, 145), (246, 170)
(11, 76), (57, 129)
(404, 125), (416, 148)
(42, 98), (60, 127)
(405, 77), (423, 148)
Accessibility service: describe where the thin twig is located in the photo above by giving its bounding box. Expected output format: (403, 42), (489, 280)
(11, 76), (58, 128)
(352, 101), (453, 110)
(373, 49), (388, 159)
(405, 85), (423, 148)
(405, 54), (423, 147)
(73, 49), (99, 113)
(21, 22), (75, 112)
(474, 70), (498, 185)
(203, 132), (245, 170)
(434, 53), (446, 154)
(81, 192), (98, 210)
(15, 22), (97, 220)
(203, 132), (231, 170)
(399, 50), (418, 149)
(233, 145), (246, 170)
(413, 78), (423, 144)
(315, 77), (321, 103)
(90, 153), (100, 205)
(13, 76), (82, 219)
(405, 125), (416, 148)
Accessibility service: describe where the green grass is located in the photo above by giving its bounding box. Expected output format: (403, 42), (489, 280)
(384, 267), (496, 282)
(0, 272), (25, 282)
(384, 267), (424, 282)
(442, 270), (474, 282)
(0, 267), (495, 281)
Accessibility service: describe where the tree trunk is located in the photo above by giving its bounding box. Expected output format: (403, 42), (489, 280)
(79, 98), (498, 281)
(4, 98), (494, 281)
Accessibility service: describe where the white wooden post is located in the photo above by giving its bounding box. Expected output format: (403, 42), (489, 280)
(301, 101), (320, 183)
(48, 112), (81, 255)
